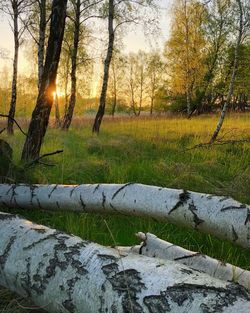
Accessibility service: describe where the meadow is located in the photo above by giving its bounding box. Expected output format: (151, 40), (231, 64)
(0, 113), (250, 312)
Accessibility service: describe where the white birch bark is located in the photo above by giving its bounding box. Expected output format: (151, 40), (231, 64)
(0, 211), (250, 313)
(121, 232), (250, 289)
(0, 183), (249, 248)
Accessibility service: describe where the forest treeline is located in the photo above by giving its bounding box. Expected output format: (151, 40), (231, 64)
(0, 0), (249, 159)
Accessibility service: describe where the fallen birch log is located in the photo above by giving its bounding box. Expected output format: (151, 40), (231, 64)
(118, 232), (250, 289)
(0, 212), (250, 313)
(0, 183), (249, 248)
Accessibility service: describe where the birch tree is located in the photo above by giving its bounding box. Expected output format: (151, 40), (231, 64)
(25, 0), (51, 89)
(108, 50), (126, 116)
(61, 0), (95, 131)
(92, 0), (159, 132)
(0, 0), (29, 135)
(164, 0), (207, 114)
(195, 0), (231, 114)
(92, 0), (114, 133)
(146, 51), (165, 115)
(0, 183), (249, 248)
(21, 0), (68, 161)
(1, 211), (250, 313)
(210, 0), (247, 142)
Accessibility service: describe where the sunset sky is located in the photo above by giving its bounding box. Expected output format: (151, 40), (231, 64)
(0, 0), (172, 74)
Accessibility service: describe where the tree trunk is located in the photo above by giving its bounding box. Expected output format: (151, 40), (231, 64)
(7, 3), (19, 135)
(150, 97), (154, 115)
(126, 232), (250, 289)
(92, 0), (114, 133)
(63, 53), (70, 115)
(0, 211), (249, 313)
(54, 93), (61, 128)
(184, 0), (191, 116)
(21, 0), (68, 161)
(62, 0), (80, 130)
(38, 0), (47, 89)
(0, 140), (13, 182)
(111, 62), (117, 116)
(210, 0), (243, 143)
(0, 183), (249, 248)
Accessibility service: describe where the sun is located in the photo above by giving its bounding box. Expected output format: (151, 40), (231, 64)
(53, 89), (64, 100)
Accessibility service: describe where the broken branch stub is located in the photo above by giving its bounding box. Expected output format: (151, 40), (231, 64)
(124, 232), (250, 289)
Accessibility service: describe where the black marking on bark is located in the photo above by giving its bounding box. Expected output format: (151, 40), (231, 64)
(98, 254), (118, 262)
(144, 294), (171, 312)
(102, 192), (106, 209)
(29, 185), (38, 204)
(48, 184), (58, 198)
(111, 183), (134, 200)
(188, 202), (204, 228)
(245, 209), (250, 225)
(164, 283), (250, 311)
(168, 190), (190, 215)
(25, 232), (89, 296)
(23, 230), (61, 250)
(79, 194), (86, 211)
(232, 226), (238, 242)
(99, 253), (145, 312)
(20, 257), (32, 297)
(108, 269), (145, 313)
(9, 184), (18, 202)
(62, 277), (80, 313)
(179, 267), (194, 275)
(110, 203), (120, 214)
(174, 252), (201, 261)
(6, 185), (14, 195)
(56, 201), (61, 210)
(111, 304), (118, 313)
(36, 198), (43, 210)
(139, 234), (147, 255)
(0, 235), (16, 268)
(221, 204), (247, 212)
(93, 184), (100, 193)
(70, 186), (78, 197)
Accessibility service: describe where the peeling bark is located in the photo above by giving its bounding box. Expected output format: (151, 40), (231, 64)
(121, 232), (250, 289)
(0, 183), (249, 248)
(0, 212), (250, 313)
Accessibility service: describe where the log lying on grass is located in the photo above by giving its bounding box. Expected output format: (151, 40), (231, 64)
(0, 183), (249, 248)
(0, 212), (250, 313)
(118, 232), (250, 289)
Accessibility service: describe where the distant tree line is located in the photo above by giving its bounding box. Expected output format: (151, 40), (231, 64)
(0, 0), (249, 160)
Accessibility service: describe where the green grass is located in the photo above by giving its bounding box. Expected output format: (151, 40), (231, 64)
(1, 113), (250, 311)
(2, 113), (250, 265)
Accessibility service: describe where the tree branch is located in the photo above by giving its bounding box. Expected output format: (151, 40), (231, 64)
(0, 114), (27, 136)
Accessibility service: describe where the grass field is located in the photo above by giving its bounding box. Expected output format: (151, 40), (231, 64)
(0, 113), (250, 312)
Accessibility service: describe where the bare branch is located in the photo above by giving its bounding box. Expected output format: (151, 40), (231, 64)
(26, 149), (64, 167)
(0, 114), (27, 137)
